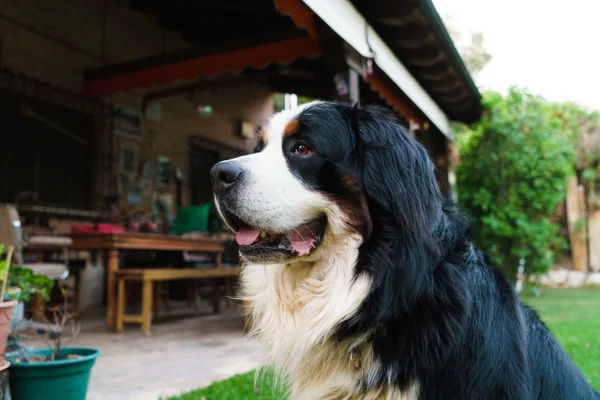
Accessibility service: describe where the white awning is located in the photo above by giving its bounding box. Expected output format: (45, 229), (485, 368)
(303, 0), (452, 138)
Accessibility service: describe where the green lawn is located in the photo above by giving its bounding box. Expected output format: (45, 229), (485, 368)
(166, 370), (284, 400)
(522, 287), (600, 389)
(168, 287), (600, 399)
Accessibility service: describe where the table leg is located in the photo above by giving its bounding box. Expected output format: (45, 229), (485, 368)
(73, 270), (81, 319)
(141, 280), (153, 336)
(116, 278), (125, 333)
(225, 278), (232, 309)
(106, 249), (119, 329)
(212, 278), (221, 314)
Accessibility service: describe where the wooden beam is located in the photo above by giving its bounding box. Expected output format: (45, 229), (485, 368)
(156, 14), (290, 33)
(131, 0), (278, 15)
(143, 77), (247, 103)
(84, 28), (306, 81)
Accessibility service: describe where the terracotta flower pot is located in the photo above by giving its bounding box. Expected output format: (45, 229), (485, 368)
(0, 300), (17, 363)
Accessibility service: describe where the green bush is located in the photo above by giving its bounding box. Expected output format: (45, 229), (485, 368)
(456, 87), (573, 278)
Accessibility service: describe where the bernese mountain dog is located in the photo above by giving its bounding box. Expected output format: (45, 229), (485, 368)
(210, 102), (599, 400)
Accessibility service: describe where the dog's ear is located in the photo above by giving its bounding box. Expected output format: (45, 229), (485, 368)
(337, 106), (471, 369)
(344, 105), (446, 315)
(349, 106), (444, 244)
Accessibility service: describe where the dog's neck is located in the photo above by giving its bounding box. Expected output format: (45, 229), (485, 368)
(241, 234), (379, 398)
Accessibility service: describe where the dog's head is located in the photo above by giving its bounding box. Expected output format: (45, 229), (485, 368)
(211, 102), (443, 265)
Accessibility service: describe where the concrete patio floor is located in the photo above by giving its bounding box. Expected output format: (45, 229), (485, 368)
(30, 302), (263, 400)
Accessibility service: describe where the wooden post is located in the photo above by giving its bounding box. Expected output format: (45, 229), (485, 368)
(348, 68), (360, 105)
(106, 249), (119, 328)
(334, 68), (360, 105)
(589, 210), (600, 272)
(566, 176), (588, 272)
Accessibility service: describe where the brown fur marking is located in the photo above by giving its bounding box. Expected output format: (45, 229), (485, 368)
(283, 120), (300, 137)
(331, 175), (372, 239)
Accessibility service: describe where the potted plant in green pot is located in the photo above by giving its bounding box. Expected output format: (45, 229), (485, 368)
(4, 264), (56, 361)
(7, 297), (101, 400)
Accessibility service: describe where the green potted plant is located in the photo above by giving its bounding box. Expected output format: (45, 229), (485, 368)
(3, 263), (56, 362)
(7, 297), (100, 400)
(6, 265), (55, 324)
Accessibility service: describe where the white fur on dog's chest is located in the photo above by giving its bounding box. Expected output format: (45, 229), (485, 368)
(240, 239), (419, 400)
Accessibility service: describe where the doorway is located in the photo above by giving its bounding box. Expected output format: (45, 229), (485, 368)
(190, 146), (219, 205)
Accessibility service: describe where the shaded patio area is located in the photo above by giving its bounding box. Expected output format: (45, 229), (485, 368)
(29, 302), (262, 400)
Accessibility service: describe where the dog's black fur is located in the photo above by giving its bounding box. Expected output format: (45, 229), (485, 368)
(289, 103), (599, 400)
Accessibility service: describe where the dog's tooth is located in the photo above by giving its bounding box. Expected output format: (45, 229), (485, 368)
(260, 231), (267, 239)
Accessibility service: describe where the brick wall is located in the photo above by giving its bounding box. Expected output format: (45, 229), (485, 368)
(1, 0), (274, 310)
(0, 0), (274, 207)
(106, 80), (273, 208)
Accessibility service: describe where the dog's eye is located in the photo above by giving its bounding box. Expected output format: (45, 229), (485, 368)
(292, 143), (313, 156)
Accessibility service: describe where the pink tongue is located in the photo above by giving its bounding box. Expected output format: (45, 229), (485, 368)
(289, 231), (315, 257)
(236, 227), (261, 246)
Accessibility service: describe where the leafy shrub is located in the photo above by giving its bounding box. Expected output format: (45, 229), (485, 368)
(0, 245), (55, 302)
(7, 266), (54, 302)
(456, 87), (573, 278)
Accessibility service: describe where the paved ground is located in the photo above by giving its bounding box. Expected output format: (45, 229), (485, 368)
(29, 302), (263, 400)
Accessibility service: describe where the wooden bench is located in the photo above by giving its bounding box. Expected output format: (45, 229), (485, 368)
(115, 267), (241, 335)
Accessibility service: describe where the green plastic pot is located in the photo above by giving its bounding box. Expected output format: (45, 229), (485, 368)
(7, 347), (100, 400)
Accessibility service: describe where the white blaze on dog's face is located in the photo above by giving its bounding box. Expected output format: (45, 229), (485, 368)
(211, 102), (371, 264)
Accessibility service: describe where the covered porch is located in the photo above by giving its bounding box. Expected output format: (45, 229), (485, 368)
(0, 0), (480, 397)
(0, 0), (480, 332)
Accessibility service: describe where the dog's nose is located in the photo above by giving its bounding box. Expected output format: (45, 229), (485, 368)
(210, 161), (243, 195)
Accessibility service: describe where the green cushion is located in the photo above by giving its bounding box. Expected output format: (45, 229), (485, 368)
(174, 203), (211, 234)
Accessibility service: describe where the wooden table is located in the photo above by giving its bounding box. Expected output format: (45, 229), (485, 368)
(70, 232), (227, 329)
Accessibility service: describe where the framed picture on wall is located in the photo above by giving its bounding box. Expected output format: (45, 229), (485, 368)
(118, 138), (139, 177)
(113, 105), (142, 137)
(157, 156), (171, 185)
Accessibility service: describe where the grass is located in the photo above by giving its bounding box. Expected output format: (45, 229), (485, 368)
(521, 287), (600, 389)
(165, 370), (284, 400)
(168, 287), (600, 399)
